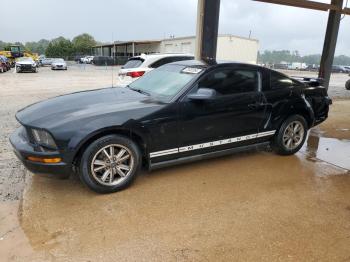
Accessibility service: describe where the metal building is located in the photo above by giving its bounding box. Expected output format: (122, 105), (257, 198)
(93, 34), (259, 64)
(161, 35), (259, 64)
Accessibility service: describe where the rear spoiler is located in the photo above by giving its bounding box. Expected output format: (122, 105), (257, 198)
(291, 76), (324, 87)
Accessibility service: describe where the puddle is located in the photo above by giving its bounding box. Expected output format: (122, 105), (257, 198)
(336, 128), (349, 132)
(301, 131), (350, 170)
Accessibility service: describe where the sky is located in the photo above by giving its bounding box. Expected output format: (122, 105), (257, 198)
(1, 0), (349, 55)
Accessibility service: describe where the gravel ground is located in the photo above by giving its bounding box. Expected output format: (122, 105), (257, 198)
(0, 64), (121, 201)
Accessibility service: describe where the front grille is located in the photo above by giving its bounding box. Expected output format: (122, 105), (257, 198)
(21, 64), (32, 69)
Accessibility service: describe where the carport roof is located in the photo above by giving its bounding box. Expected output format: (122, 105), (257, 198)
(94, 40), (161, 48)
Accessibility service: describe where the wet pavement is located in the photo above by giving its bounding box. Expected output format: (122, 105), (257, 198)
(301, 131), (350, 171)
(2, 145), (350, 261)
(0, 65), (350, 261)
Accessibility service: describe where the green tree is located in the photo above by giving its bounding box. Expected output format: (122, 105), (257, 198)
(72, 33), (96, 55)
(302, 54), (321, 65)
(259, 50), (350, 66)
(0, 41), (10, 50)
(45, 37), (74, 59)
(334, 55), (350, 66)
(25, 39), (50, 54)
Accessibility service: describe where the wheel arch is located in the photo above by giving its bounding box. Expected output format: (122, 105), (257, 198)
(274, 102), (314, 131)
(293, 108), (314, 128)
(72, 128), (149, 169)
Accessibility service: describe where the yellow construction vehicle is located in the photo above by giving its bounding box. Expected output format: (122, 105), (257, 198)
(0, 45), (39, 66)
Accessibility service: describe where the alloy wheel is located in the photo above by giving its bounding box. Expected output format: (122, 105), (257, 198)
(282, 121), (305, 150)
(90, 144), (134, 186)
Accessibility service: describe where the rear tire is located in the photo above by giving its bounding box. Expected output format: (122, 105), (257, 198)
(346, 79), (350, 90)
(79, 135), (141, 193)
(271, 115), (308, 155)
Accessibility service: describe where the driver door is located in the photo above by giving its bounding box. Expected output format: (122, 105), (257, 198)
(177, 66), (267, 157)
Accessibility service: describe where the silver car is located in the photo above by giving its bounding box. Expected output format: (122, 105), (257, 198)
(41, 58), (54, 66)
(51, 58), (67, 70)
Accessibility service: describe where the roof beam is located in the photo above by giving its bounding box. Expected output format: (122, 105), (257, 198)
(253, 0), (350, 14)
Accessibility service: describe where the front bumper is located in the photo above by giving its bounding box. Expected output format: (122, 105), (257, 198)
(10, 126), (71, 178)
(17, 65), (36, 72)
(52, 65), (67, 70)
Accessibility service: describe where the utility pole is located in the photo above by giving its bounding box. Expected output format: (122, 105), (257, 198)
(318, 0), (344, 89)
(195, 0), (221, 63)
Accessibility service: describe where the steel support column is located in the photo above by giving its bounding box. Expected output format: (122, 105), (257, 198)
(195, 0), (221, 63)
(318, 0), (343, 89)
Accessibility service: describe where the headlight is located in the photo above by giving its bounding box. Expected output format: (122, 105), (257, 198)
(32, 129), (57, 149)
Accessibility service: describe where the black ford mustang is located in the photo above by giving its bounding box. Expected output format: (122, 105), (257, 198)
(10, 61), (331, 193)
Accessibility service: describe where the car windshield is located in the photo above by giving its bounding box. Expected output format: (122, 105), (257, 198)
(17, 57), (33, 62)
(54, 59), (64, 62)
(128, 64), (200, 102)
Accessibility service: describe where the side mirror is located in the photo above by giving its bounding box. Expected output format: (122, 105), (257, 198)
(187, 88), (217, 101)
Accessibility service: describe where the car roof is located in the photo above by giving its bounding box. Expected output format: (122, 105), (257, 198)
(127, 53), (192, 62)
(130, 53), (194, 60)
(170, 59), (264, 70)
(123, 53), (195, 68)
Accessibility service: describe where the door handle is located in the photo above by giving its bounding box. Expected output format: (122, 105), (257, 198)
(248, 102), (264, 109)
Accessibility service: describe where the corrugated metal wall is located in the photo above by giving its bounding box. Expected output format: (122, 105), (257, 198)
(160, 35), (259, 64)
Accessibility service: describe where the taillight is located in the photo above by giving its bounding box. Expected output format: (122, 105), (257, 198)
(127, 71), (145, 78)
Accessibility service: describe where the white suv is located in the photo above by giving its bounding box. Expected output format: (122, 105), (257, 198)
(80, 56), (94, 64)
(117, 53), (194, 86)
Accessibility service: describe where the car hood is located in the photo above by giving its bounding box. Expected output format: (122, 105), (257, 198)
(17, 60), (34, 65)
(16, 87), (163, 129)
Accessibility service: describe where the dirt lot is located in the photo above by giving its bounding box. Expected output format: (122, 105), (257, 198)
(0, 64), (349, 261)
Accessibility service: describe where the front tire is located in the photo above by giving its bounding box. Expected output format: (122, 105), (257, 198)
(79, 135), (141, 193)
(272, 115), (308, 155)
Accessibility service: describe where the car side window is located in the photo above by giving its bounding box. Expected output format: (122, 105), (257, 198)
(198, 68), (259, 95)
(270, 71), (294, 89)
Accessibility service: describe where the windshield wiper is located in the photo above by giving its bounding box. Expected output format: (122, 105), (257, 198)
(127, 86), (151, 96)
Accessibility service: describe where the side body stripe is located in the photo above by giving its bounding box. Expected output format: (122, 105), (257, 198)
(150, 130), (276, 159)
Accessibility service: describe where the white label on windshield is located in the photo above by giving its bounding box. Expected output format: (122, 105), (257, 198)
(182, 67), (202, 74)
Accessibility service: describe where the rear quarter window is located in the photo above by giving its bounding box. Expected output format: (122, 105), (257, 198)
(270, 71), (294, 89)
